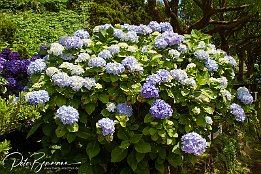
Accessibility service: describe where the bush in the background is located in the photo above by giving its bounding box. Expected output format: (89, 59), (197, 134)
(0, 15), (17, 45)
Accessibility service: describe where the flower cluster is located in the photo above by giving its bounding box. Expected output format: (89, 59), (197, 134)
(121, 56), (143, 72)
(237, 87), (253, 104)
(105, 63), (125, 75)
(149, 99), (173, 119)
(229, 103), (246, 122)
(25, 90), (49, 105)
(181, 132), (207, 156)
(117, 102), (133, 117)
(27, 59), (47, 75)
(56, 105), (79, 125)
(154, 31), (183, 49)
(97, 118), (115, 136)
(141, 83), (159, 98)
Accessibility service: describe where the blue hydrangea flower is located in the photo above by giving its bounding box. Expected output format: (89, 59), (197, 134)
(56, 105), (79, 125)
(100, 24), (114, 30)
(73, 30), (90, 39)
(194, 50), (210, 60)
(135, 24), (152, 35)
(237, 87), (253, 104)
(27, 59), (47, 75)
(62, 36), (84, 49)
(83, 77), (96, 90)
(113, 29), (125, 39)
(159, 22), (173, 32)
(161, 31), (184, 46)
(177, 44), (188, 53)
(157, 69), (171, 82)
(108, 45), (120, 54)
(25, 90), (49, 105)
(141, 83), (159, 98)
(146, 74), (162, 85)
(98, 50), (112, 59)
(122, 31), (139, 43)
(97, 118), (115, 136)
(168, 49), (180, 59)
(181, 132), (207, 156)
(154, 37), (168, 49)
(6, 77), (17, 89)
(117, 102), (133, 117)
(217, 77), (228, 87)
(148, 21), (161, 32)
(205, 58), (218, 72)
(88, 57), (106, 67)
(52, 72), (71, 88)
(149, 99), (173, 119)
(224, 55), (237, 67)
(229, 103), (246, 122)
(121, 56), (141, 72)
(170, 69), (188, 83)
(61, 53), (74, 61)
(105, 63), (125, 75)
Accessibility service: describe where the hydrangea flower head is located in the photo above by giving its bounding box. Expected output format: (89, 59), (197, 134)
(141, 83), (159, 98)
(106, 102), (116, 112)
(154, 37), (168, 49)
(237, 87), (253, 104)
(105, 63), (125, 75)
(25, 90), (49, 105)
(56, 105), (79, 125)
(76, 53), (90, 62)
(150, 99), (173, 119)
(194, 50), (210, 60)
(88, 57), (106, 67)
(182, 78), (196, 86)
(170, 69), (188, 83)
(205, 116), (213, 125)
(157, 69), (171, 82)
(73, 30), (90, 39)
(159, 22), (173, 32)
(83, 77), (96, 90)
(69, 76), (85, 91)
(8, 52), (20, 60)
(62, 36), (84, 49)
(108, 45), (120, 54)
(48, 43), (64, 56)
(98, 50), (112, 59)
(168, 49), (180, 59)
(6, 77), (17, 89)
(224, 55), (237, 67)
(52, 72), (71, 88)
(229, 103), (246, 122)
(27, 59), (47, 75)
(148, 21), (161, 32)
(146, 74), (161, 85)
(161, 31), (184, 46)
(97, 118), (115, 136)
(181, 132), (207, 156)
(117, 102), (133, 117)
(46, 67), (60, 77)
(205, 58), (218, 72)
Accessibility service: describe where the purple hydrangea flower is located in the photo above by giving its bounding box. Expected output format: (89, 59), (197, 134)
(123, 31), (139, 43)
(108, 45), (120, 54)
(161, 31), (184, 46)
(181, 132), (207, 156)
(73, 30), (90, 39)
(205, 58), (218, 72)
(237, 87), (253, 104)
(6, 77), (17, 89)
(8, 52), (20, 60)
(98, 50), (112, 59)
(5, 60), (27, 75)
(224, 55), (237, 67)
(105, 63), (125, 75)
(149, 99), (173, 119)
(1, 48), (11, 56)
(121, 56), (138, 69)
(135, 24), (152, 35)
(30, 55), (41, 61)
(141, 83), (159, 98)
(88, 57), (106, 67)
(146, 74), (161, 85)
(117, 102), (133, 117)
(56, 105), (79, 125)
(61, 36), (84, 49)
(159, 22), (173, 32)
(154, 37), (168, 49)
(25, 90), (49, 105)
(157, 69), (171, 82)
(97, 118), (115, 136)
(148, 21), (161, 32)
(229, 103), (246, 122)
(194, 50), (210, 60)
(170, 69), (188, 83)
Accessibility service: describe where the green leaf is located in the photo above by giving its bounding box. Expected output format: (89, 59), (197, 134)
(117, 131), (128, 140)
(155, 161), (164, 174)
(67, 133), (76, 143)
(135, 141), (151, 153)
(111, 147), (128, 162)
(167, 153), (183, 167)
(136, 152), (145, 163)
(110, 75), (119, 82)
(196, 115), (206, 127)
(76, 131), (93, 140)
(55, 95), (67, 106)
(116, 115), (127, 127)
(67, 123), (79, 132)
(85, 103), (96, 115)
(26, 121), (43, 139)
(203, 106), (214, 114)
(86, 141), (100, 160)
(98, 94), (109, 103)
(55, 125), (67, 137)
(42, 124), (52, 136)
(127, 151), (138, 171)
(158, 148), (166, 159)
(144, 114), (153, 123)
(119, 140), (130, 149)
(130, 134), (142, 144)
(78, 162), (94, 174)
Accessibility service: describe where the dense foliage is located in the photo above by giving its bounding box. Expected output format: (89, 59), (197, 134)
(22, 22), (254, 173)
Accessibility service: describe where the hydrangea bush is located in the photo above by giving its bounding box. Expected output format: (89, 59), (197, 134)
(26, 22), (253, 173)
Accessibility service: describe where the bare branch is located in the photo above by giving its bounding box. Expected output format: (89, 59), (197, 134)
(215, 4), (250, 12)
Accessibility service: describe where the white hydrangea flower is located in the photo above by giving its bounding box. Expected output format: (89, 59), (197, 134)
(60, 62), (74, 69)
(186, 63), (196, 69)
(106, 102), (116, 112)
(168, 49), (180, 59)
(192, 107), (201, 115)
(83, 77), (96, 90)
(75, 53), (91, 63)
(48, 43), (64, 56)
(117, 42), (128, 48)
(69, 76), (85, 91)
(220, 89), (232, 101)
(127, 46), (138, 52)
(82, 39), (93, 46)
(70, 65), (84, 75)
(205, 116), (213, 125)
(46, 67), (60, 77)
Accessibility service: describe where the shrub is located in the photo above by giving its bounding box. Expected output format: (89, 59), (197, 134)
(26, 22), (254, 173)
(0, 15), (17, 45)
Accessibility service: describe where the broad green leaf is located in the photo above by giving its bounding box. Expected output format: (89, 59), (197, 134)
(27, 121), (43, 139)
(111, 147), (128, 162)
(155, 161), (164, 174)
(196, 115), (206, 127)
(55, 95), (67, 106)
(98, 94), (109, 103)
(76, 131), (93, 140)
(135, 141), (151, 153)
(136, 152), (145, 163)
(55, 125), (67, 137)
(67, 123), (79, 132)
(130, 134), (142, 144)
(67, 133), (76, 143)
(85, 103), (96, 115)
(86, 141), (100, 160)
(127, 151), (138, 171)
(78, 162), (94, 174)
(119, 140), (130, 149)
